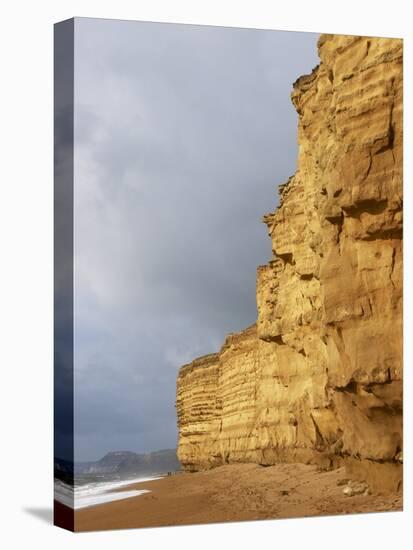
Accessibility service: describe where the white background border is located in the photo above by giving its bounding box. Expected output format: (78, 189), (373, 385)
(0, 1), (410, 549)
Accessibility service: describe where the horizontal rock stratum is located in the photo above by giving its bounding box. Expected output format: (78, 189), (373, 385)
(176, 34), (403, 493)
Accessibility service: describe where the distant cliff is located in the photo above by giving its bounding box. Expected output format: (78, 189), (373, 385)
(176, 34), (403, 492)
(73, 449), (180, 475)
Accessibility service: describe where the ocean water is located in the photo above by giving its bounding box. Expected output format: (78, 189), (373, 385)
(54, 475), (163, 509)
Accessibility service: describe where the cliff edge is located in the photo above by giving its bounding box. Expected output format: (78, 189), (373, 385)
(176, 34), (403, 493)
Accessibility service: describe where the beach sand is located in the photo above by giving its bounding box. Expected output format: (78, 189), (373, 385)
(75, 463), (402, 532)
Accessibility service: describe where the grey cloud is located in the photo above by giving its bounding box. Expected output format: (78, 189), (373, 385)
(73, 18), (319, 460)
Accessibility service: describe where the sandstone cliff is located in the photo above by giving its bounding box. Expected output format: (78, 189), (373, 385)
(176, 34), (403, 492)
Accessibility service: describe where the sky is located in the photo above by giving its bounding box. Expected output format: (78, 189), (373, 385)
(73, 17), (319, 461)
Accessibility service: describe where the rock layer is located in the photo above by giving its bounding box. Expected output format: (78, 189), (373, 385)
(176, 34), (403, 492)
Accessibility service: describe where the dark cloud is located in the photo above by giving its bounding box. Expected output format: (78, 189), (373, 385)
(73, 18), (319, 460)
(55, 19), (74, 463)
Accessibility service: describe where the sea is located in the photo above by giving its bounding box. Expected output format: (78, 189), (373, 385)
(54, 473), (163, 510)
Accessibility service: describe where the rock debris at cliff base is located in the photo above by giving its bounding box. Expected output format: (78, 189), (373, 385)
(176, 34), (403, 494)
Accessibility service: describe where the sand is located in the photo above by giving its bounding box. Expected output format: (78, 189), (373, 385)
(75, 463), (402, 532)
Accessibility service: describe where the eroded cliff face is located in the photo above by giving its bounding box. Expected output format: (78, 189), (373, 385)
(176, 34), (403, 492)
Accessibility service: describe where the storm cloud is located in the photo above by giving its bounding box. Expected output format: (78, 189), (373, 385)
(73, 18), (319, 461)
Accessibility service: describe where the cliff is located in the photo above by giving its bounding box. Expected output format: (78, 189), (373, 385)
(76, 449), (180, 475)
(176, 34), (403, 492)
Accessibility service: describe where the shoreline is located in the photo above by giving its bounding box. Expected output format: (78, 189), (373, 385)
(55, 474), (166, 511)
(75, 463), (402, 532)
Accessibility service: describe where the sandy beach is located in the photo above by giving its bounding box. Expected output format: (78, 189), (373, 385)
(75, 463), (402, 531)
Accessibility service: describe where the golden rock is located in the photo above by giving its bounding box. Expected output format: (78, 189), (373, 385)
(176, 35), (403, 493)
